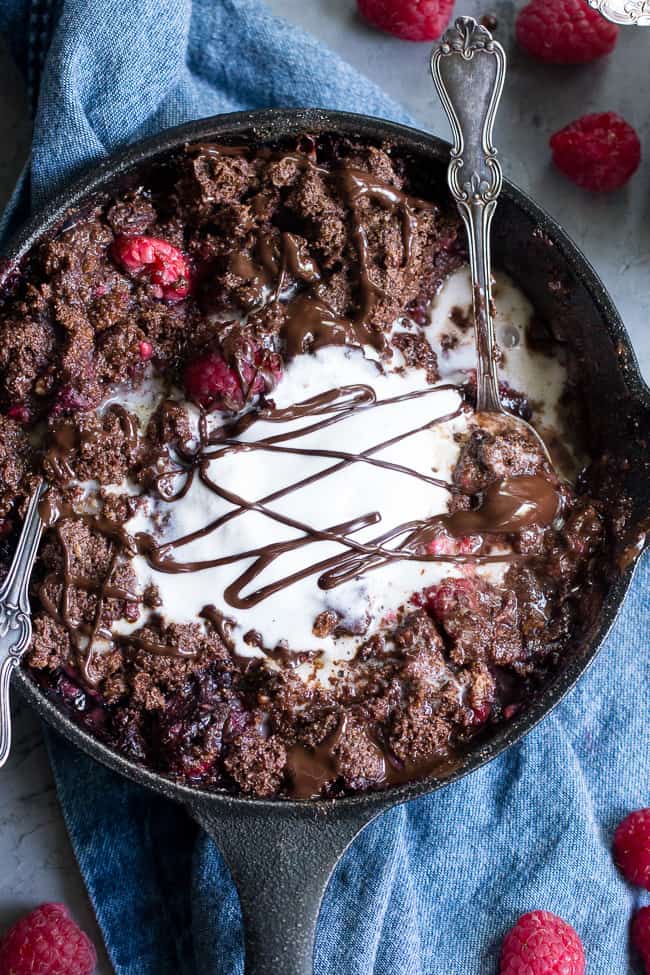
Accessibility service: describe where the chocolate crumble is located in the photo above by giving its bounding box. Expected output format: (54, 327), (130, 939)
(0, 134), (625, 799)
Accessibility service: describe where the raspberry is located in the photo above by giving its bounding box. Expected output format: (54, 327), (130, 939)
(471, 701), (492, 725)
(180, 756), (216, 779)
(184, 352), (246, 410)
(499, 911), (585, 975)
(51, 385), (95, 417)
(632, 907), (650, 974)
(184, 341), (283, 411)
(138, 340), (154, 360)
(516, 0), (618, 63)
(407, 297), (429, 326)
(613, 808), (650, 889)
(424, 576), (480, 621)
(426, 530), (481, 557)
(111, 234), (191, 302)
(0, 902), (96, 975)
(6, 404), (31, 424)
(550, 113), (641, 193)
(357, 0), (454, 41)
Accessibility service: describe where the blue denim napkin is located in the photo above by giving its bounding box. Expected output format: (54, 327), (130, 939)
(1, 2), (648, 973)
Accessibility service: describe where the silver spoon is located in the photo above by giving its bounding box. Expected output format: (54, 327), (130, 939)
(0, 479), (46, 767)
(431, 16), (554, 465)
(587, 0), (650, 25)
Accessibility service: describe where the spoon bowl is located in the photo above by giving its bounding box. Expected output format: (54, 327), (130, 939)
(431, 16), (556, 473)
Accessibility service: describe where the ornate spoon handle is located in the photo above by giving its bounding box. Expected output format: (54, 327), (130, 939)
(588, 0), (650, 24)
(431, 16), (506, 414)
(0, 480), (46, 767)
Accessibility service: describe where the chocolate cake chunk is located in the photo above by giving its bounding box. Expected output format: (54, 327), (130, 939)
(0, 415), (31, 516)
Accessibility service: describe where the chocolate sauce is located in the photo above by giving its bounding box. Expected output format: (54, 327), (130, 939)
(340, 167), (433, 269)
(265, 643), (320, 669)
(229, 253), (273, 306)
(31, 144), (561, 681)
(200, 603), (236, 648)
(444, 475), (560, 536)
(282, 295), (354, 356)
(286, 715), (349, 799)
(35, 368), (560, 676)
(282, 232), (321, 284)
(286, 713), (458, 798)
(219, 152), (437, 359)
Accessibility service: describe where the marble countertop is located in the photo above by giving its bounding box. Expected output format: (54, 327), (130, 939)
(0, 4), (647, 973)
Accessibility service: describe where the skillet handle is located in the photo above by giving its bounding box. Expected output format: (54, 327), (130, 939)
(188, 798), (381, 975)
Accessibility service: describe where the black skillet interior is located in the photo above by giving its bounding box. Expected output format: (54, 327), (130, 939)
(7, 109), (650, 975)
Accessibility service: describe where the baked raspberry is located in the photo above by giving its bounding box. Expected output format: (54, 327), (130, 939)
(426, 530), (481, 557)
(471, 701), (492, 725)
(613, 808), (650, 889)
(357, 0), (454, 41)
(6, 404), (31, 424)
(550, 113), (641, 193)
(499, 911), (585, 975)
(516, 0), (618, 63)
(407, 297), (428, 326)
(51, 385), (95, 417)
(181, 756), (216, 779)
(0, 902), (96, 975)
(632, 906), (650, 974)
(138, 340), (154, 360)
(184, 352), (247, 410)
(111, 234), (191, 302)
(236, 343), (283, 397)
(424, 576), (480, 621)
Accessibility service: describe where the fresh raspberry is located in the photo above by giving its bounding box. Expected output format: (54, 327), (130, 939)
(0, 903), (96, 975)
(516, 0), (618, 63)
(138, 340), (154, 360)
(613, 808), (650, 889)
(111, 234), (191, 302)
(632, 907), (650, 974)
(6, 403), (31, 424)
(550, 113), (641, 193)
(357, 0), (454, 41)
(499, 911), (585, 975)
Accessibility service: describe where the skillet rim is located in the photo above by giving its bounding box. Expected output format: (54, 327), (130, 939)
(7, 107), (649, 813)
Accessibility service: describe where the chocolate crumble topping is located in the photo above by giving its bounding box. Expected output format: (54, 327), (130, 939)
(0, 134), (625, 800)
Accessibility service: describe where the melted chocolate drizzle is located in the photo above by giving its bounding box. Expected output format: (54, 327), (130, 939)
(37, 374), (559, 680)
(285, 711), (459, 799)
(198, 144), (438, 358)
(33, 144), (561, 686)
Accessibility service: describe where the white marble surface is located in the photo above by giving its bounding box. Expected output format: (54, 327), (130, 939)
(0, 4), (647, 974)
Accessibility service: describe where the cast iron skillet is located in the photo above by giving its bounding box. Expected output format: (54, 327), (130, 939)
(5, 109), (650, 975)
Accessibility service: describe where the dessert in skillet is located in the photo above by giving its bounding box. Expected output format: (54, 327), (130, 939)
(0, 136), (615, 798)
